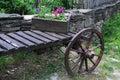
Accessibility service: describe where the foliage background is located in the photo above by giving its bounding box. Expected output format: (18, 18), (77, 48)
(0, 0), (78, 15)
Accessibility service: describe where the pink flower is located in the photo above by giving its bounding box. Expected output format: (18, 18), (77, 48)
(56, 8), (64, 13)
(52, 11), (59, 17)
(67, 13), (71, 21)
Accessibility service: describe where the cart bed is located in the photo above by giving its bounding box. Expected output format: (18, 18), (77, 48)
(0, 30), (75, 56)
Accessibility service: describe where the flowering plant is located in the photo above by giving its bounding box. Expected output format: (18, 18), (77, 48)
(36, 6), (71, 21)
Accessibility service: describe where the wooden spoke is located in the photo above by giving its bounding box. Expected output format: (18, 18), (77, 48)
(69, 55), (79, 62)
(70, 48), (83, 54)
(85, 58), (88, 71)
(86, 32), (94, 49)
(90, 44), (101, 51)
(72, 56), (82, 70)
(88, 58), (96, 66)
(78, 40), (85, 52)
(78, 56), (84, 73)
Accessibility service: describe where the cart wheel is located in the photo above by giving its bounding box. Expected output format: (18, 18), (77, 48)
(65, 28), (104, 76)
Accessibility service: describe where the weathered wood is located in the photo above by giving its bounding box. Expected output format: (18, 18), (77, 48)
(0, 30), (75, 56)
(57, 33), (71, 38)
(32, 18), (68, 33)
(32, 30), (59, 41)
(0, 39), (15, 50)
(24, 31), (51, 43)
(0, 34), (26, 48)
(45, 32), (66, 39)
(7, 33), (35, 46)
(67, 32), (75, 37)
(15, 31), (44, 44)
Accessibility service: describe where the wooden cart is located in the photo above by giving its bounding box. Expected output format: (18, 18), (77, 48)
(0, 28), (104, 76)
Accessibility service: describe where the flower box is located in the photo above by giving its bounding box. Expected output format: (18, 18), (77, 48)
(32, 17), (69, 33)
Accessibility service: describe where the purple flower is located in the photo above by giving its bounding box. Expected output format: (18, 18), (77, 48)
(56, 8), (64, 13)
(36, 8), (41, 13)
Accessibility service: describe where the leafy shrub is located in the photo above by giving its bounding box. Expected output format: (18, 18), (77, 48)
(61, 0), (78, 9)
(41, 0), (64, 10)
(41, 0), (78, 10)
(103, 13), (120, 42)
(103, 13), (120, 55)
(0, 0), (10, 13)
(0, 0), (36, 15)
(0, 0), (78, 14)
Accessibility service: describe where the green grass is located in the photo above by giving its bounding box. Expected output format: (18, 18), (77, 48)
(98, 13), (120, 77)
(0, 55), (13, 69)
(0, 47), (66, 80)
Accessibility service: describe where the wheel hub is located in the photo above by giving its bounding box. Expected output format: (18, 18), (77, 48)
(85, 50), (94, 58)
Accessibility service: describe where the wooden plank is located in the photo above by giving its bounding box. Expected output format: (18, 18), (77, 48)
(0, 39), (15, 50)
(7, 33), (35, 46)
(15, 31), (44, 44)
(32, 18), (68, 33)
(32, 30), (59, 41)
(0, 34), (26, 48)
(67, 32), (75, 37)
(45, 32), (66, 39)
(57, 33), (71, 38)
(24, 31), (51, 43)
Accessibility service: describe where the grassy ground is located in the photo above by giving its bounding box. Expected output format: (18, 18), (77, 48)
(0, 13), (120, 80)
(0, 47), (66, 80)
(96, 13), (120, 80)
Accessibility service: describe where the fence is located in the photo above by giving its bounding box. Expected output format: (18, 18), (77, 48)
(78, 0), (117, 9)
(34, 0), (118, 9)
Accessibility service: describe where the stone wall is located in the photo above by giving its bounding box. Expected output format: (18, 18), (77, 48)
(0, 14), (31, 32)
(67, 0), (120, 32)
